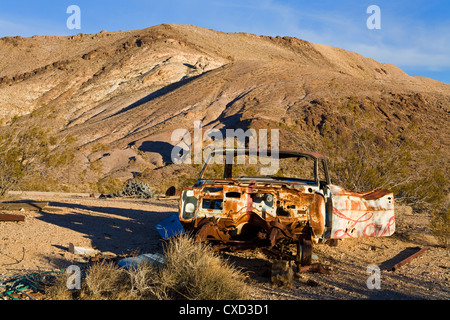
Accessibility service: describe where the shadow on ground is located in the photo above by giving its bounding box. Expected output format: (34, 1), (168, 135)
(38, 201), (178, 256)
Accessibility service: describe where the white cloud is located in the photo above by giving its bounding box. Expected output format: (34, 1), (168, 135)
(349, 43), (450, 70)
(281, 5), (450, 72)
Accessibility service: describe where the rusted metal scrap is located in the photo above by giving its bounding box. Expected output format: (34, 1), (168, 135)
(391, 246), (429, 271)
(297, 263), (330, 274)
(178, 148), (396, 270)
(0, 213), (25, 222)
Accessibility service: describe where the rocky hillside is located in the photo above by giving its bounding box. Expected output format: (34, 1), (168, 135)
(0, 24), (448, 196)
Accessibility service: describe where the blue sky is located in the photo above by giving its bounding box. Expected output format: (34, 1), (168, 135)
(1, 0), (449, 83)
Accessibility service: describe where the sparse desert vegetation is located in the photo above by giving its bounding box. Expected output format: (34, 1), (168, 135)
(47, 234), (250, 300)
(0, 24), (448, 300)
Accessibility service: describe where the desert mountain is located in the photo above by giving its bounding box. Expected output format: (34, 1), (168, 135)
(0, 24), (448, 194)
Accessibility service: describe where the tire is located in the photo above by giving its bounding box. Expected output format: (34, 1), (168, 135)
(297, 238), (313, 266)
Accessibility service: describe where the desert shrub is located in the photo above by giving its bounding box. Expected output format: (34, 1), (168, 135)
(321, 126), (448, 206)
(47, 262), (133, 300)
(151, 234), (250, 300)
(48, 235), (250, 300)
(46, 272), (73, 300)
(0, 111), (79, 197)
(126, 235), (250, 300)
(95, 176), (123, 194)
(430, 198), (450, 248)
(0, 120), (52, 197)
(81, 262), (132, 300)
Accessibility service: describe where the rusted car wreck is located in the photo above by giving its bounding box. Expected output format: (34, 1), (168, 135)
(178, 148), (395, 269)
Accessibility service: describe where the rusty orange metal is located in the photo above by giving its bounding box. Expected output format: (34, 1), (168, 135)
(178, 148), (395, 268)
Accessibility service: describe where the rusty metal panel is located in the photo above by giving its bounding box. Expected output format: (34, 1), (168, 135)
(0, 213), (25, 222)
(328, 185), (395, 239)
(179, 182), (326, 241)
(177, 148), (396, 269)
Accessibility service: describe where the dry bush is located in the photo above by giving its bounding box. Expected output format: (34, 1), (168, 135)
(0, 119), (51, 197)
(430, 197), (450, 248)
(0, 111), (78, 197)
(47, 262), (133, 300)
(95, 176), (123, 194)
(81, 261), (132, 300)
(47, 235), (250, 300)
(127, 235), (250, 300)
(46, 272), (73, 300)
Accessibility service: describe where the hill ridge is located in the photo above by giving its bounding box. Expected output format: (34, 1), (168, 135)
(0, 24), (448, 192)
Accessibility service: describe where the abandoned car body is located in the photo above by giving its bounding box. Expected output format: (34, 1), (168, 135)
(178, 148), (395, 267)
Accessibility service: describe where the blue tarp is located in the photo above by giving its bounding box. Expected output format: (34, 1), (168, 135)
(155, 214), (184, 239)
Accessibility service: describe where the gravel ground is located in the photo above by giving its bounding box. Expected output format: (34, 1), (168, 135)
(0, 193), (448, 300)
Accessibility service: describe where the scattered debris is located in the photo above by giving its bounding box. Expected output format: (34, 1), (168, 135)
(155, 214), (184, 239)
(297, 263), (330, 274)
(68, 243), (99, 256)
(0, 271), (62, 300)
(88, 251), (118, 263)
(117, 253), (166, 269)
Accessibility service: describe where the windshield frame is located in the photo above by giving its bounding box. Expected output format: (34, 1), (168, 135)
(197, 148), (330, 186)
